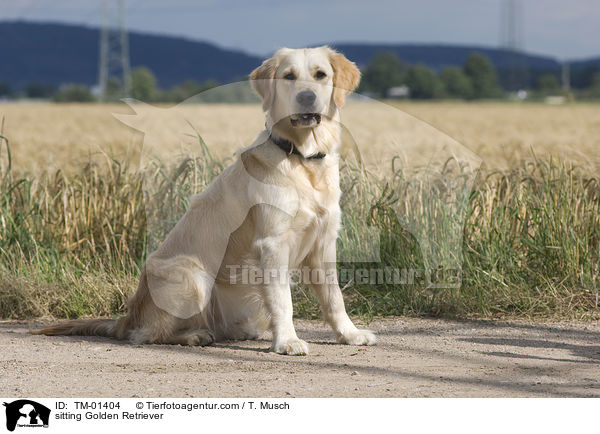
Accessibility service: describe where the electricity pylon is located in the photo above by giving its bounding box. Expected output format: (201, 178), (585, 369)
(500, 0), (525, 91)
(98, 0), (131, 101)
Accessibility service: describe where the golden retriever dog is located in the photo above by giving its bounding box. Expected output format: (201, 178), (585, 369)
(33, 46), (376, 355)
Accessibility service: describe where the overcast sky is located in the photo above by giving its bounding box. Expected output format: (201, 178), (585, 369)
(1, 0), (598, 60)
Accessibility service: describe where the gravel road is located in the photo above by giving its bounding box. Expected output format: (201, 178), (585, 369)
(1, 318), (599, 397)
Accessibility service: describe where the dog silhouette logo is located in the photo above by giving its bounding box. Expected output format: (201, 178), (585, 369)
(3, 400), (50, 432)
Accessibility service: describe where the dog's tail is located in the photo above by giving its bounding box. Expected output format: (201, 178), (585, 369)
(30, 318), (120, 338)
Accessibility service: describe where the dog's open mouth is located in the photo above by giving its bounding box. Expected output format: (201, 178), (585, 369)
(290, 113), (322, 127)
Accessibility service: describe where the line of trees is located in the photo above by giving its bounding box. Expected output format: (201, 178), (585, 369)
(359, 51), (600, 100)
(0, 67), (232, 103)
(126, 67), (227, 102)
(360, 52), (503, 99)
(2, 54), (599, 102)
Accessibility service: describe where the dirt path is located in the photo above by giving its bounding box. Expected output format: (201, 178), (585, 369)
(1, 318), (599, 397)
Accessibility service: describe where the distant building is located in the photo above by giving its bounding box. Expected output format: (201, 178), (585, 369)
(507, 89), (528, 101)
(387, 85), (410, 99)
(545, 96), (566, 105)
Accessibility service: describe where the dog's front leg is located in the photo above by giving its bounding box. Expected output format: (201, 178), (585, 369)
(259, 237), (308, 356)
(304, 234), (376, 346)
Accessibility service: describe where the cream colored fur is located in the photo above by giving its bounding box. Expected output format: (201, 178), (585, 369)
(34, 46), (376, 355)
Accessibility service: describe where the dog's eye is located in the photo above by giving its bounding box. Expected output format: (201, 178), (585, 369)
(315, 71), (326, 79)
(284, 72), (296, 80)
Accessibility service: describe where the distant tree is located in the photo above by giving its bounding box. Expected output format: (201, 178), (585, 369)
(463, 52), (500, 99)
(570, 65), (600, 90)
(405, 64), (444, 99)
(171, 80), (204, 101)
(587, 72), (600, 99)
(157, 80), (221, 102)
(359, 52), (408, 97)
(200, 80), (220, 92)
(104, 77), (126, 101)
(0, 81), (11, 97)
(52, 84), (95, 102)
(194, 80), (260, 103)
(130, 67), (157, 101)
(536, 74), (560, 94)
(440, 66), (473, 99)
(25, 82), (56, 99)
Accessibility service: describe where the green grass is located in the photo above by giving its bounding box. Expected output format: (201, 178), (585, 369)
(0, 126), (598, 321)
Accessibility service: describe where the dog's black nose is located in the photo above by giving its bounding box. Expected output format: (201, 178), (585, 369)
(296, 90), (316, 106)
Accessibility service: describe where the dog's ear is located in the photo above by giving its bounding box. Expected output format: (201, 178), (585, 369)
(328, 49), (361, 108)
(250, 56), (279, 112)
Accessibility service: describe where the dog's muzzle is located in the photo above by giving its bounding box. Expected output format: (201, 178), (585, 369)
(290, 113), (322, 127)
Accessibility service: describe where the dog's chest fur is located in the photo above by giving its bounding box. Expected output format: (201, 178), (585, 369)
(284, 159), (341, 267)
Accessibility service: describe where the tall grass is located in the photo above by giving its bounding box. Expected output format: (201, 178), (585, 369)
(341, 156), (600, 319)
(0, 124), (598, 320)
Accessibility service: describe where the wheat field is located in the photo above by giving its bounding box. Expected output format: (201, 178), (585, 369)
(2, 101), (599, 172)
(0, 101), (598, 321)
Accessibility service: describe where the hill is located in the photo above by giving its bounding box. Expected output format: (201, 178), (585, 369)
(1, 21), (598, 91)
(329, 42), (561, 70)
(0, 21), (262, 90)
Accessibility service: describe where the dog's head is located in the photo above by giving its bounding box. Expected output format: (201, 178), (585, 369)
(250, 47), (360, 130)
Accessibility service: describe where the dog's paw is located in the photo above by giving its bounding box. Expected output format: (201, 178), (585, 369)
(185, 329), (215, 346)
(271, 338), (309, 356)
(339, 329), (377, 346)
(225, 328), (260, 341)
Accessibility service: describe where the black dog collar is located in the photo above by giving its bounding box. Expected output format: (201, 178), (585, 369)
(268, 131), (326, 160)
